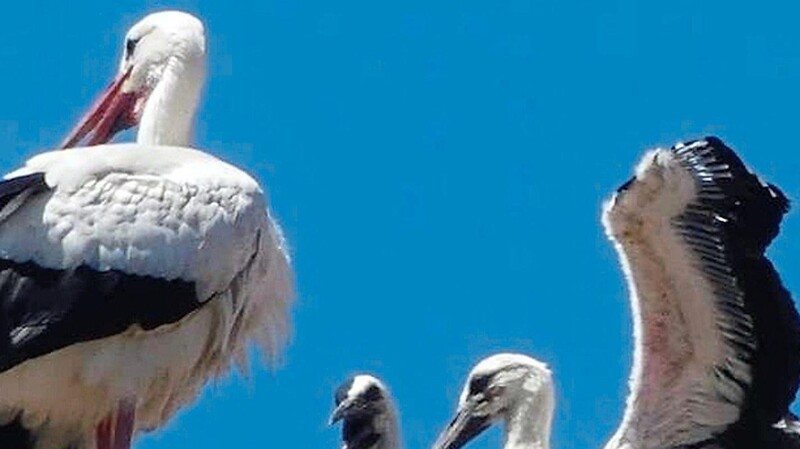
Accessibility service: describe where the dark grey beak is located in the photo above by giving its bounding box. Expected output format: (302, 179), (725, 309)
(432, 397), (492, 449)
(329, 398), (356, 425)
(330, 397), (383, 449)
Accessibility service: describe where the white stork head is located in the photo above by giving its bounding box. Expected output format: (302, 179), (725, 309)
(433, 353), (555, 449)
(62, 10), (207, 148)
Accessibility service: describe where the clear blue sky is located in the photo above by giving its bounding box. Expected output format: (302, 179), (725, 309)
(1, 1), (799, 449)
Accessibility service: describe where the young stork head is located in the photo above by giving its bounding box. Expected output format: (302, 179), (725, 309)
(62, 10), (207, 148)
(433, 353), (555, 449)
(330, 374), (401, 449)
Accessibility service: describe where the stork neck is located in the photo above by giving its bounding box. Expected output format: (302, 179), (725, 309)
(377, 406), (402, 449)
(503, 385), (554, 449)
(137, 55), (205, 147)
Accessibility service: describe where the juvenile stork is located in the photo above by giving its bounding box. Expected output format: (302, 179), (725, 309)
(432, 137), (800, 449)
(330, 374), (402, 449)
(0, 10), (293, 449)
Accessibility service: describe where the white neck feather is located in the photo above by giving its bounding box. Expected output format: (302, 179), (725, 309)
(503, 380), (554, 449)
(137, 55), (205, 147)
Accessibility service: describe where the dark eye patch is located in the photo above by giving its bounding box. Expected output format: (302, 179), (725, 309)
(469, 373), (492, 395)
(125, 37), (141, 59)
(363, 384), (383, 402)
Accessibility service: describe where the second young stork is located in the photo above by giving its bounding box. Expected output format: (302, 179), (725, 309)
(330, 374), (402, 449)
(0, 10), (294, 449)
(432, 137), (800, 449)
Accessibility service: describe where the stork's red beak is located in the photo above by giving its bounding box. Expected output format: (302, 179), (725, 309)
(61, 66), (138, 149)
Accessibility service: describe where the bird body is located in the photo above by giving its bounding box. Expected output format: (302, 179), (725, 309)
(0, 143), (291, 437)
(0, 10), (293, 449)
(1, 144), (271, 299)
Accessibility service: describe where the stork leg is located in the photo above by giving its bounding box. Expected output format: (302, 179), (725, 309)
(95, 397), (136, 449)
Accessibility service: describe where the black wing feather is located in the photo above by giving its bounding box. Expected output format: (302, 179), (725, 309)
(0, 417), (34, 449)
(0, 260), (202, 373)
(0, 174), (205, 373)
(0, 173), (48, 221)
(672, 137), (800, 448)
(0, 173), (47, 207)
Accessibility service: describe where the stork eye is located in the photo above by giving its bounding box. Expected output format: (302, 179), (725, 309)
(363, 385), (382, 402)
(469, 374), (492, 395)
(125, 38), (140, 58)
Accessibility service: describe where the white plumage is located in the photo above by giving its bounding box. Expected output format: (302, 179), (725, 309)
(4, 145), (275, 298)
(602, 144), (748, 448)
(432, 353), (555, 449)
(0, 10), (293, 449)
(0, 144), (292, 435)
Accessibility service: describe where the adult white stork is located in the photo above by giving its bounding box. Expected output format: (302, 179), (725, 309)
(432, 137), (800, 449)
(330, 374), (402, 449)
(0, 10), (293, 449)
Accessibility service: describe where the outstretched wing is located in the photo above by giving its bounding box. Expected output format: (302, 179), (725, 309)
(603, 137), (800, 449)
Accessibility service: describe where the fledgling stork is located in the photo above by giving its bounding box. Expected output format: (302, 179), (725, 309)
(432, 138), (800, 449)
(433, 353), (554, 449)
(0, 10), (294, 449)
(330, 374), (402, 449)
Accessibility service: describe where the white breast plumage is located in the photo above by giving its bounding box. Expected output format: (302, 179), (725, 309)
(2, 144), (275, 300)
